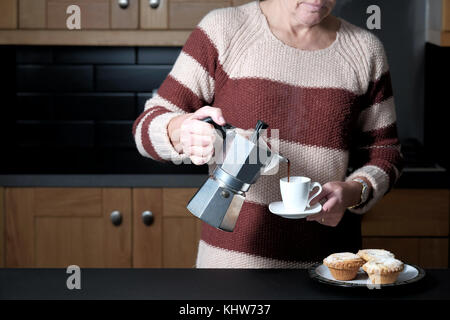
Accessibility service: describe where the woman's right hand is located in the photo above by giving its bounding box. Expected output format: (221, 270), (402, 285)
(168, 106), (226, 165)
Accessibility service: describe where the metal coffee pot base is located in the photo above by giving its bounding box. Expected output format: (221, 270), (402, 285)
(187, 175), (245, 232)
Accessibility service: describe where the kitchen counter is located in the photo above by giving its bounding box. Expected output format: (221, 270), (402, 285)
(0, 268), (449, 300)
(0, 166), (447, 188)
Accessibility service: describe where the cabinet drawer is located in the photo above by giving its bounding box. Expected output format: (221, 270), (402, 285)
(0, 0), (17, 29)
(47, 0), (110, 29)
(111, 0), (138, 29)
(231, 0), (252, 6)
(169, 1), (230, 29)
(19, 0), (46, 29)
(362, 189), (449, 236)
(140, 0), (168, 29)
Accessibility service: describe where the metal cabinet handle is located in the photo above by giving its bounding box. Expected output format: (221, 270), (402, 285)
(142, 211), (154, 226)
(110, 211), (123, 226)
(149, 0), (160, 9)
(118, 0), (129, 9)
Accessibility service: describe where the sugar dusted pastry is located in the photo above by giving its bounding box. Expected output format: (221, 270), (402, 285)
(323, 253), (365, 281)
(362, 257), (404, 284)
(357, 249), (394, 262)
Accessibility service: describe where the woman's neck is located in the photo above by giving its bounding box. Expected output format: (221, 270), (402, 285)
(259, 0), (340, 50)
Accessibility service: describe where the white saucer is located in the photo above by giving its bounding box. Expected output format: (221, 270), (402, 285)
(268, 202), (322, 219)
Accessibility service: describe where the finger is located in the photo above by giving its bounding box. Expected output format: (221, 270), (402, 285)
(322, 197), (339, 212)
(307, 211), (338, 227)
(186, 145), (214, 158)
(183, 119), (216, 136)
(190, 155), (211, 166)
(306, 212), (323, 222)
(309, 187), (332, 206)
(180, 135), (211, 156)
(188, 134), (214, 147)
(191, 106), (226, 125)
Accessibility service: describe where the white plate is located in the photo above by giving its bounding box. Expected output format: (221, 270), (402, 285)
(269, 202), (322, 219)
(309, 263), (426, 287)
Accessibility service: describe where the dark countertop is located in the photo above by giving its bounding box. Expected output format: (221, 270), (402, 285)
(0, 166), (447, 188)
(0, 268), (449, 300)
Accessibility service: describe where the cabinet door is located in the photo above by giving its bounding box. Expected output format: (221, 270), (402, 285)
(47, 0), (110, 29)
(162, 188), (202, 268)
(429, 0), (450, 31)
(5, 188), (132, 268)
(140, 0), (168, 29)
(362, 237), (448, 268)
(0, 187), (4, 267)
(362, 189), (449, 237)
(169, 0), (230, 30)
(444, 0), (450, 31)
(132, 188), (163, 267)
(19, 0), (46, 29)
(0, 0), (17, 29)
(232, 0), (251, 6)
(111, 0), (139, 29)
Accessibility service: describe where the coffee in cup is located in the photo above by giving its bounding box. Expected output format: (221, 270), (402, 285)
(280, 176), (322, 212)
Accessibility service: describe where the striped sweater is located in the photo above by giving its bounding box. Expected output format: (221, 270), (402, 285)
(132, 1), (403, 268)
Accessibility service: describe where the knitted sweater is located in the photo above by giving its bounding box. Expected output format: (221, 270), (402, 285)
(132, 1), (403, 268)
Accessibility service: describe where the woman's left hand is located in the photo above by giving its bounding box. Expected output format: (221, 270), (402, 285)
(306, 181), (363, 227)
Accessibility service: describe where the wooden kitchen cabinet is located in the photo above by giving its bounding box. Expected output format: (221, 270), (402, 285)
(0, 188), (4, 267)
(19, 0), (46, 29)
(111, 0), (139, 29)
(2, 187), (201, 268)
(5, 188), (132, 267)
(132, 188), (163, 267)
(362, 189), (449, 237)
(162, 188), (202, 268)
(2, 0), (241, 45)
(361, 189), (450, 268)
(47, 0), (110, 29)
(140, 0), (168, 29)
(2, 187), (448, 268)
(0, 0), (17, 29)
(428, 0), (450, 46)
(132, 187), (201, 268)
(231, 0), (252, 6)
(133, 187), (201, 268)
(362, 237), (449, 268)
(169, 0), (230, 29)
(429, 0), (450, 31)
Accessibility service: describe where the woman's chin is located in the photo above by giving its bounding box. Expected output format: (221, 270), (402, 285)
(295, 14), (324, 26)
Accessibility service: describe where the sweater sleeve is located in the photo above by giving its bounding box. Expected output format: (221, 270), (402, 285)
(132, 13), (218, 164)
(345, 36), (404, 214)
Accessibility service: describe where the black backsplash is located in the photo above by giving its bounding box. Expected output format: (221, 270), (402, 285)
(0, 45), (207, 175)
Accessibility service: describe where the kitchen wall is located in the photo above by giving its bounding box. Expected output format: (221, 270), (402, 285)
(0, 45), (207, 174)
(0, 0), (435, 174)
(334, 0), (427, 144)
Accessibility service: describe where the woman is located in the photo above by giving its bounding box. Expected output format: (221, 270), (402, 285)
(132, 0), (403, 268)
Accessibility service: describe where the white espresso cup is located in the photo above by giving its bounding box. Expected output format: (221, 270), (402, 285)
(280, 176), (322, 212)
